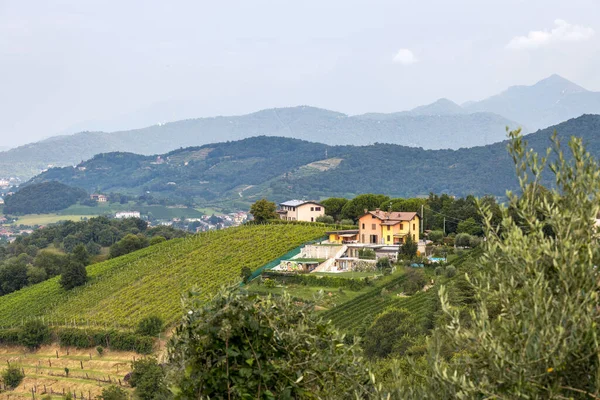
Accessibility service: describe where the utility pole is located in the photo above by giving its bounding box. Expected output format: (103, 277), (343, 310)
(443, 217), (446, 235)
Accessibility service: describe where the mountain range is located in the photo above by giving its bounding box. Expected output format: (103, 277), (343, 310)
(2, 74), (600, 182)
(25, 114), (600, 208)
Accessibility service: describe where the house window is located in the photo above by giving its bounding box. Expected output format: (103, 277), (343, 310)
(311, 217), (314, 222)
(370, 235), (378, 244)
(362, 223), (365, 229)
(413, 224), (416, 231)
(400, 223), (404, 230)
(372, 215), (376, 219)
(315, 207), (321, 211)
(387, 226), (390, 231)
(361, 234), (365, 242)
(413, 234), (415, 240)
(371, 224), (376, 230)
(387, 235), (390, 242)
(310, 207), (314, 211)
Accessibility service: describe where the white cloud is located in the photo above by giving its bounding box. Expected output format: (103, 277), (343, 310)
(393, 48), (418, 65)
(507, 19), (595, 49)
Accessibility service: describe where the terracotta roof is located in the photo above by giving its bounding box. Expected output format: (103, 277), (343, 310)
(365, 211), (418, 221)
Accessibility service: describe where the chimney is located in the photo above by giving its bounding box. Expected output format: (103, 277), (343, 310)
(375, 208), (380, 213)
(364, 208), (368, 214)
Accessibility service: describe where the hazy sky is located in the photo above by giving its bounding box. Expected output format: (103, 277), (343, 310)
(1, 0), (599, 147)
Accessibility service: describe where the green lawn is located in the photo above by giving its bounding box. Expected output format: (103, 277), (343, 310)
(11, 214), (90, 226)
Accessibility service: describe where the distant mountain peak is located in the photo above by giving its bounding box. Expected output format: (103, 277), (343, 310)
(533, 74), (587, 93)
(408, 98), (466, 116)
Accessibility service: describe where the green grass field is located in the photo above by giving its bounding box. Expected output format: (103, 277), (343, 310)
(10, 214), (90, 226)
(0, 224), (328, 330)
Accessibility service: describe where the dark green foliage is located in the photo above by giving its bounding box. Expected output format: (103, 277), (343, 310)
(376, 257), (392, 273)
(136, 316), (164, 337)
(456, 217), (482, 236)
(149, 236), (166, 246)
(341, 194), (390, 221)
(1, 364), (25, 389)
(56, 328), (154, 354)
(321, 197), (349, 221)
(130, 358), (170, 400)
(167, 285), (371, 398)
(240, 266), (252, 284)
(315, 214), (335, 224)
(363, 308), (426, 359)
(454, 233), (472, 247)
(109, 234), (149, 258)
(262, 272), (368, 291)
(99, 385), (128, 400)
(444, 265), (457, 278)
(403, 269), (427, 295)
(428, 230), (444, 244)
(18, 320), (51, 349)
(59, 259), (87, 290)
(71, 244), (90, 266)
(249, 198), (278, 223)
(3, 181), (87, 215)
(400, 234), (418, 260)
(358, 248), (376, 260)
(96, 346), (104, 356)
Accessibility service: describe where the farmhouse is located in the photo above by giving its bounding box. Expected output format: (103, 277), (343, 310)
(90, 194), (108, 202)
(115, 211), (141, 219)
(277, 200), (325, 222)
(358, 209), (420, 245)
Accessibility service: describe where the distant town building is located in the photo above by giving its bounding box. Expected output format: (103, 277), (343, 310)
(0, 197), (4, 205)
(277, 200), (325, 222)
(115, 211), (141, 219)
(0, 179), (9, 188)
(90, 194), (108, 202)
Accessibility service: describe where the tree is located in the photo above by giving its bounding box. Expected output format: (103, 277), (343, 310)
(60, 259), (87, 290)
(392, 130), (600, 398)
(240, 266), (252, 284)
(1, 364), (24, 389)
(136, 316), (164, 336)
(376, 257), (392, 274)
(428, 230), (444, 244)
(18, 320), (51, 349)
(340, 194), (390, 221)
(316, 215), (335, 224)
(99, 385), (128, 400)
(109, 234), (149, 258)
(129, 358), (170, 400)
(400, 234), (418, 261)
(321, 197), (349, 221)
(454, 233), (472, 248)
(167, 285), (371, 398)
(149, 236), (166, 245)
(456, 217), (482, 236)
(249, 198), (278, 223)
(71, 243), (90, 266)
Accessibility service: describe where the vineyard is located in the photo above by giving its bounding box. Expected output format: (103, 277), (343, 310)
(321, 274), (437, 333)
(0, 224), (327, 330)
(0, 345), (136, 399)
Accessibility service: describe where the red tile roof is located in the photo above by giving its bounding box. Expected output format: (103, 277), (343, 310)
(365, 211), (418, 221)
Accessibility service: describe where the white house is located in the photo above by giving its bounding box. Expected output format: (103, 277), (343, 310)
(115, 211), (141, 219)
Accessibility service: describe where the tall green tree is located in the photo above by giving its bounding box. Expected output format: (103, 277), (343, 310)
(399, 234), (418, 261)
(340, 194), (390, 221)
(390, 130), (600, 398)
(60, 259), (88, 290)
(249, 198), (278, 223)
(321, 197), (349, 221)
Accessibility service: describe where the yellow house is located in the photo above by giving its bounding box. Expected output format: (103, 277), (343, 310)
(327, 229), (359, 244)
(358, 209), (420, 245)
(277, 200), (325, 222)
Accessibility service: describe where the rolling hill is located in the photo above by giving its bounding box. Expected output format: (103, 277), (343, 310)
(24, 114), (600, 206)
(0, 106), (521, 181)
(0, 224), (327, 329)
(466, 74), (600, 131)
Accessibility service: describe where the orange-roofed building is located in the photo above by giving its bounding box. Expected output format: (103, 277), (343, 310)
(358, 209), (420, 245)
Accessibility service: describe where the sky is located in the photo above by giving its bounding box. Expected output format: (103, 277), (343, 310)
(1, 0), (599, 148)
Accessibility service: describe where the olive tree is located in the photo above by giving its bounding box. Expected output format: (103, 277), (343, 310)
(388, 130), (600, 398)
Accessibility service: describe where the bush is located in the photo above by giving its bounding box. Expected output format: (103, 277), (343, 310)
(434, 266), (444, 276)
(428, 230), (444, 244)
(136, 316), (164, 337)
(358, 248), (376, 260)
(340, 218), (355, 226)
(469, 235), (482, 248)
(240, 266), (252, 284)
(18, 320), (50, 349)
(149, 236), (166, 246)
(315, 215), (335, 224)
(263, 278), (276, 288)
(403, 269), (427, 295)
(60, 259), (88, 290)
(376, 257), (392, 273)
(96, 346), (104, 356)
(454, 233), (472, 248)
(1, 364), (24, 389)
(445, 265), (457, 278)
(130, 358), (170, 400)
(99, 385), (129, 400)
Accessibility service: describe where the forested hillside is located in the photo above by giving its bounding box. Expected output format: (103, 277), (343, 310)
(3, 182), (87, 215)
(26, 114), (600, 205)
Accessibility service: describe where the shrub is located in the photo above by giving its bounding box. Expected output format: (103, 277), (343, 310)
(130, 358), (169, 400)
(454, 233), (472, 248)
(1, 364), (24, 389)
(240, 266), (252, 284)
(445, 265), (457, 278)
(18, 320), (50, 349)
(358, 248), (376, 260)
(434, 266), (444, 276)
(428, 230), (444, 244)
(376, 257), (392, 273)
(315, 215), (335, 224)
(263, 278), (276, 288)
(469, 235), (482, 248)
(60, 259), (88, 290)
(136, 316), (164, 337)
(403, 269), (427, 295)
(149, 236), (166, 246)
(99, 385), (129, 400)
(340, 218), (355, 226)
(96, 345), (104, 356)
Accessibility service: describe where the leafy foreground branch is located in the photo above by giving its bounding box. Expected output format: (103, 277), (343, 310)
(167, 286), (372, 399)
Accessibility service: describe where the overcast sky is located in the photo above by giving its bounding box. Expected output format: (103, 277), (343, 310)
(1, 0), (599, 147)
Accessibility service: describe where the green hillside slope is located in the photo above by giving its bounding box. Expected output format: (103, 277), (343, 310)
(0, 224), (327, 329)
(25, 114), (600, 203)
